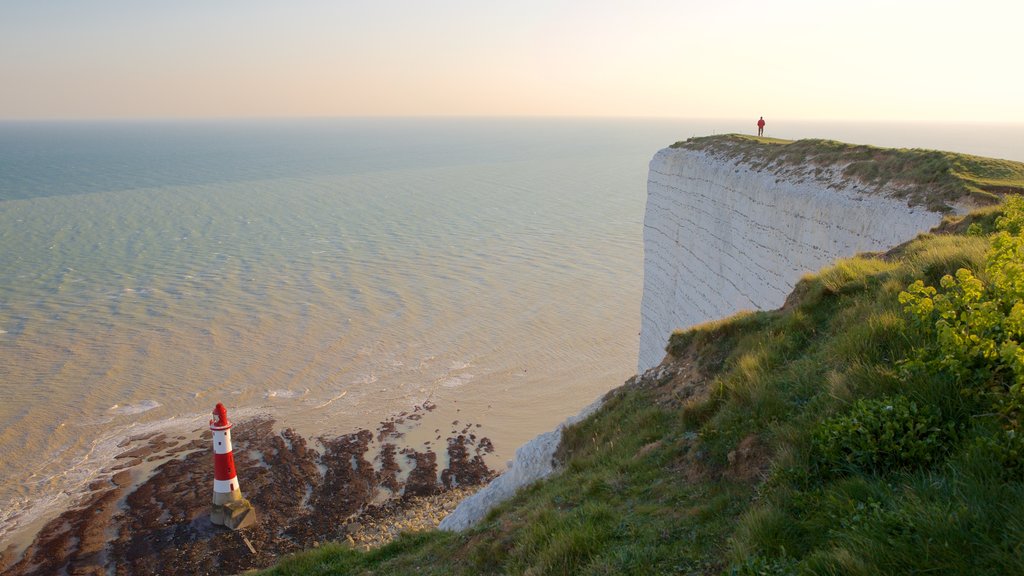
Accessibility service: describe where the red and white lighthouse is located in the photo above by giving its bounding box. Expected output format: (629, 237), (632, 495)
(209, 403), (256, 529)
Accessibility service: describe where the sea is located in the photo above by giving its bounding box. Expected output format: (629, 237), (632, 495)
(1, 116), (1021, 547)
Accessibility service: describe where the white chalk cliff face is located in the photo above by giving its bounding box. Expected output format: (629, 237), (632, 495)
(638, 147), (947, 372)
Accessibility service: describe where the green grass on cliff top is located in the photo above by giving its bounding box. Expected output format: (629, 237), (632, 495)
(260, 199), (1024, 574)
(671, 134), (1024, 212)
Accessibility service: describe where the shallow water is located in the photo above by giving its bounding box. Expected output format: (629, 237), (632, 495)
(1, 117), (1021, 546)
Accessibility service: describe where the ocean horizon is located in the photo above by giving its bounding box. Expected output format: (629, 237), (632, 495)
(1, 116), (1022, 547)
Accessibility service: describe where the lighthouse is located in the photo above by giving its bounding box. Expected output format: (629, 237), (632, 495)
(209, 403), (256, 530)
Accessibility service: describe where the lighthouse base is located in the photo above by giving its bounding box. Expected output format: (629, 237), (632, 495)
(211, 491), (257, 530)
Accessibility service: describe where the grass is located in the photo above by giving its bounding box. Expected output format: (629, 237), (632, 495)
(256, 198), (1024, 573)
(671, 134), (1024, 212)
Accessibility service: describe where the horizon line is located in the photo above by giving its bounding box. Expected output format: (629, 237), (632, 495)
(2, 114), (1023, 126)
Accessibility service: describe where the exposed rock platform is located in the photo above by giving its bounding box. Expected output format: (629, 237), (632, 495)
(0, 404), (495, 576)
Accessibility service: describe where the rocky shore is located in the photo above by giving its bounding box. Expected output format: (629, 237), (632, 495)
(0, 403), (496, 575)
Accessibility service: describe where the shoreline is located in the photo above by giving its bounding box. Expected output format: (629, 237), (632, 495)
(0, 404), (496, 575)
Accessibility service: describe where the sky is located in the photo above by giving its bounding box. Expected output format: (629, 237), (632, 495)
(1, 0), (1022, 122)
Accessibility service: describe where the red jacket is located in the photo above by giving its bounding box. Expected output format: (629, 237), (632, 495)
(757, 118), (765, 128)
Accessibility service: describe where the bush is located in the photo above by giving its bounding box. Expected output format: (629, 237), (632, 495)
(813, 396), (950, 474)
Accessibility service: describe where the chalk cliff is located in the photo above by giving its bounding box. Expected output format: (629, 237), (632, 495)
(638, 144), (948, 372)
(442, 136), (965, 532)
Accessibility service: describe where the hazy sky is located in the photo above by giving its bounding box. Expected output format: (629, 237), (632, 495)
(2, 0), (1021, 121)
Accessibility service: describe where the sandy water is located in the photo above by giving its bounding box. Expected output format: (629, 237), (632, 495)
(1, 117), (1021, 547)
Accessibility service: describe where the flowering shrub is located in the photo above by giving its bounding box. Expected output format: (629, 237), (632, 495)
(898, 195), (1024, 426)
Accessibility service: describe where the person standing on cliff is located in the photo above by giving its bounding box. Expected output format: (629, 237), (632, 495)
(757, 116), (765, 137)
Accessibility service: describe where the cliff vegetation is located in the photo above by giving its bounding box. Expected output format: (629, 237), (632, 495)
(672, 134), (1024, 212)
(259, 165), (1024, 576)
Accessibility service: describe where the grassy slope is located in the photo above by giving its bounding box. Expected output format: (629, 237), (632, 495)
(259, 141), (1024, 576)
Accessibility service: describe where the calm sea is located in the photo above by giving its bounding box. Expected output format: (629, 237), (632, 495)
(1, 117), (1021, 545)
